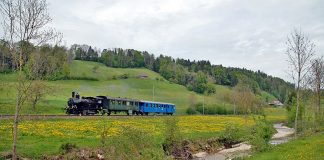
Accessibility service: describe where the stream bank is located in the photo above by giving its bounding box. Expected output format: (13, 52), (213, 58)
(193, 123), (295, 160)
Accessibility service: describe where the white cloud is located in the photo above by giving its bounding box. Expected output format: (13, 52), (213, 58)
(5, 0), (324, 82)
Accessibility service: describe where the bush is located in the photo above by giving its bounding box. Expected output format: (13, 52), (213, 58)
(219, 123), (248, 148)
(60, 76), (98, 81)
(287, 97), (305, 131)
(249, 117), (276, 152)
(60, 143), (78, 154)
(186, 107), (196, 115)
(104, 126), (164, 159)
(118, 73), (129, 79)
(162, 117), (187, 158)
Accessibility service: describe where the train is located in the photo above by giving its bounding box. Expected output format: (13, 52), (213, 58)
(65, 92), (176, 115)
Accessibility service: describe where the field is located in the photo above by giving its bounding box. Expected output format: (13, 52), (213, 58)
(0, 115), (257, 158)
(248, 133), (324, 160)
(0, 60), (288, 158)
(0, 60), (276, 115)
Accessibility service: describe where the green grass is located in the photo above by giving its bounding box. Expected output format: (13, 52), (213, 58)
(0, 115), (255, 158)
(69, 60), (164, 80)
(0, 60), (236, 115)
(248, 133), (324, 160)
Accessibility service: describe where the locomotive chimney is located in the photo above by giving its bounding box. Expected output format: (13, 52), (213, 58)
(72, 91), (75, 98)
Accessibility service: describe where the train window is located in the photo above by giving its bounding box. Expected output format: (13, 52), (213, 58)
(146, 103), (148, 107)
(130, 102), (133, 105)
(126, 101), (130, 105)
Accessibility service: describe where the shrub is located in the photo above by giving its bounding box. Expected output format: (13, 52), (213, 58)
(186, 107), (196, 115)
(249, 117), (276, 152)
(104, 127), (164, 159)
(60, 143), (78, 154)
(219, 123), (248, 148)
(287, 97), (305, 131)
(118, 73), (129, 79)
(162, 117), (186, 158)
(62, 76), (98, 81)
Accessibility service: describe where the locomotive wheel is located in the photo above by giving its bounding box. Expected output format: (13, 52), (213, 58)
(107, 111), (111, 116)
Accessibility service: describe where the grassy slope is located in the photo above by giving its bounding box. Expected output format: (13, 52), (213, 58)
(0, 60), (235, 114)
(249, 133), (324, 160)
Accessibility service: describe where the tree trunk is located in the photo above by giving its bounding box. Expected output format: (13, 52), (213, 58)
(12, 85), (21, 160)
(294, 84), (300, 138)
(32, 96), (38, 112)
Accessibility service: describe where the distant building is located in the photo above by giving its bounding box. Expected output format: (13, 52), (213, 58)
(269, 100), (284, 107)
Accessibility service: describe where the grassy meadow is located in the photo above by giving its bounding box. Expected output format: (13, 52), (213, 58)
(0, 115), (256, 158)
(0, 60), (289, 159)
(0, 60), (277, 115)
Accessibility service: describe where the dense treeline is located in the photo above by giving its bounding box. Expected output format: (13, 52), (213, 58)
(0, 40), (71, 80)
(0, 41), (294, 102)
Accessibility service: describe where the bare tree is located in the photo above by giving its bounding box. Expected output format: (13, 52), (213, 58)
(27, 80), (52, 111)
(234, 82), (255, 121)
(286, 29), (315, 138)
(309, 57), (324, 129)
(0, 0), (61, 159)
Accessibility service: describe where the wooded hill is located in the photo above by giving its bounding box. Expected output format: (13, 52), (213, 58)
(0, 41), (294, 103)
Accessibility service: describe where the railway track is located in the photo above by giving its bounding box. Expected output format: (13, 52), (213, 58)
(0, 114), (168, 120)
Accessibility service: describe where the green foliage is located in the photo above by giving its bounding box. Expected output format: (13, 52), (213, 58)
(105, 127), (164, 160)
(73, 45), (98, 61)
(60, 143), (78, 154)
(24, 45), (70, 80)
(219, 123), (248, 148)
(249, 117), (276, 152)
(286, 97), (304, 130)
(186, 107), (197, 115)
(162, 117), (182, 157)
(58, 76), (98, 81)
(118, 73), (129, 79)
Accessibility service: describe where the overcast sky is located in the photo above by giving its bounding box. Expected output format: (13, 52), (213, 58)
(15, 0), (324, 81)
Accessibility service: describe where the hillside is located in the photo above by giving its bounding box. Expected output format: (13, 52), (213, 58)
(0, 60), (277, 115)
(0, 60), (224, 114)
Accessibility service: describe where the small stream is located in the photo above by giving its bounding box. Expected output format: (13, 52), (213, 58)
(193, 123), (295, 160)
(269, 123), (294, 145)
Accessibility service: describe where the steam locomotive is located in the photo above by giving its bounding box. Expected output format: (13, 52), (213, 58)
(65, 92), (175, 115)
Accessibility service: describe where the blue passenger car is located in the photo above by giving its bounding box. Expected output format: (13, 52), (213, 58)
(139, 101), (175, 115)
